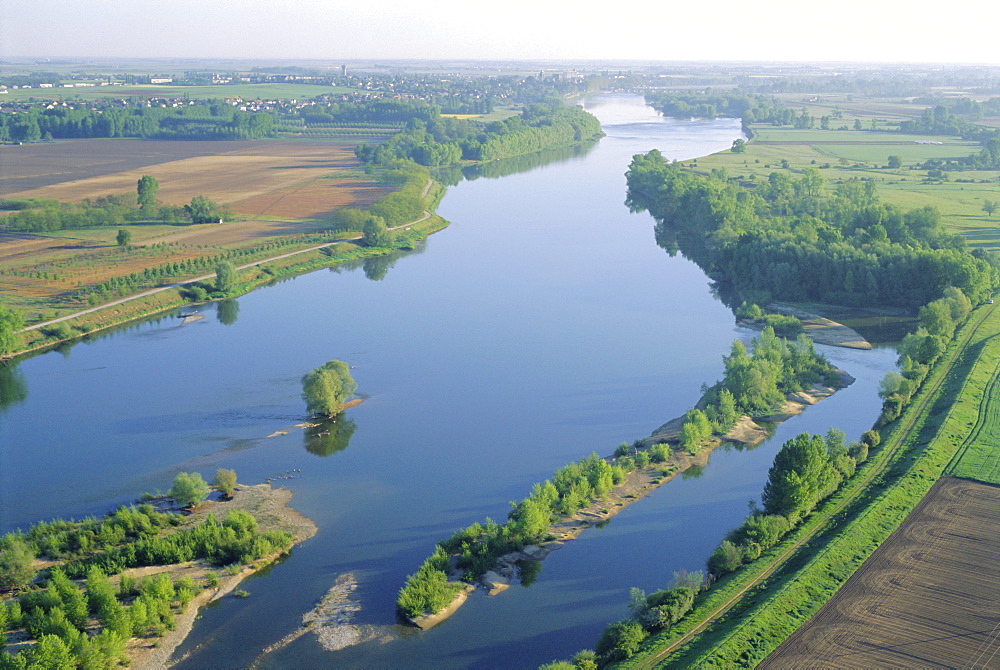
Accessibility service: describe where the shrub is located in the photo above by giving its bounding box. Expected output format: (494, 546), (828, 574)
(595, 618), (648, 662)
(649, 443), (671, 463)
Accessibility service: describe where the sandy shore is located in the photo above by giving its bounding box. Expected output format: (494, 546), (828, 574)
(129, 484), (317, 670)
(748, 305), (872, 349)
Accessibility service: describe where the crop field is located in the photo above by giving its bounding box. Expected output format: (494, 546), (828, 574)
(760, 476), (1000, 669)
(943, 311), (1000, 484)
(1, 138), (369, 208)
(0, 137), (389, 314)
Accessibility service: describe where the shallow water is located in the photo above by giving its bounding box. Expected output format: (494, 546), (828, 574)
(0, 95), (896, 668)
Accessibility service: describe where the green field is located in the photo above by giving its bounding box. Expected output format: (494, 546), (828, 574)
(944, 311), (1000, 485)
(686, 126), (1000, 251)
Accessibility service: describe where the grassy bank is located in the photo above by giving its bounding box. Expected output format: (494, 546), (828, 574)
(622, 301), (999, 668)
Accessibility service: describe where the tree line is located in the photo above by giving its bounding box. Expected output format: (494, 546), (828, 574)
(0, 104), (275, 143)
(355, 103), (604, 167)
(0, 178), (232, 234)
(626, 151), (999, 310)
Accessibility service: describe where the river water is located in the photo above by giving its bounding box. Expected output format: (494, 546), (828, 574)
(0, 95), (897, 668)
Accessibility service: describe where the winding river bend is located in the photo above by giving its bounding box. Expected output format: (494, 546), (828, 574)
(0, 95), (897, 668)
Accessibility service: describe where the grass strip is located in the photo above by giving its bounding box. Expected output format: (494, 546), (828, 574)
(618, 301), (997, 669)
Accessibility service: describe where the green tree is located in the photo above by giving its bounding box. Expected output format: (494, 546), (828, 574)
(0, 305), (24, 357)
(731, 138), (746, 153)
(23, 634), (75, 668)
(595, 619), (648, 662)
(185, 195), (226, 224)
(136, 175), (159, 210)
(0, 537), (35, 590)
(760, 434), (839, 519)
(680, 408), (713, 452)
(362, 215), (391, 247)
(215, 261), (238, 294)
(212, 469), (237, 498)
(707, 539), (743, 574)
(886, 155), (902, 169)
(983, 200), (998, 217)
(302, 360), (357, 416)
(116, 229), (132, 247)
(168, 472), (210, 508)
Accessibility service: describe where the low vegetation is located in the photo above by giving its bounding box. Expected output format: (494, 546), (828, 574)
(0, 471), (299, 668)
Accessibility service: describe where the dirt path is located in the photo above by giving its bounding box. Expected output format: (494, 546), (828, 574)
(19, 199), (433, 334)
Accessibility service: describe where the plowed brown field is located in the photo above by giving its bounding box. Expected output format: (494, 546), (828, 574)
(1, 138), (379, 209)
(760, 476), (1000, 669)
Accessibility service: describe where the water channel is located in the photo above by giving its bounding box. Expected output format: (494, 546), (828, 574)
(0, 95), (898, 668)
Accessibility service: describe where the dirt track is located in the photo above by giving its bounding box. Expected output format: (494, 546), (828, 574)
(760, 476), (1000, 669)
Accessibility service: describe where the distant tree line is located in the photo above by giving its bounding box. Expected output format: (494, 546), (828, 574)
(626, 151), (999, 309)
(645, 91), (791, 125)
(355, 103), (604, 167)
(0, 104), (275, 142)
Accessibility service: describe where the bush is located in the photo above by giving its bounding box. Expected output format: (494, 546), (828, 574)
(649, 443), (671, 462)
(595, 618), (648, 662)
(708, 540), (744, 575)
(168, 472), (209, 508)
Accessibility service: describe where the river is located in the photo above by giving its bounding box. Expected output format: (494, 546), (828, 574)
(0, 95), (897, 668)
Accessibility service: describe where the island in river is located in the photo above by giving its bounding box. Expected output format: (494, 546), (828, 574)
(0, 484), (315, 669)
(410, 363), (857, 630)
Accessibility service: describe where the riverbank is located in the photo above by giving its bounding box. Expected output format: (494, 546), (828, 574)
(3, 208), (448, 362)
(127, 484), (317, 669)
(738, 305), (871, 350)
(410, 370), (854, 629)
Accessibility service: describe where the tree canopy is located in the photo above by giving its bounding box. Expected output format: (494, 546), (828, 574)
(168, 472), (210, 508)
(302, 360), (357, 416)
(136, 175), (159, 210)
(214, 261), (238, 294)
(0, 305), (24, 357)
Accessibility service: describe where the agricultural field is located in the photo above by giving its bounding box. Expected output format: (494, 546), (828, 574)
(942, 311), (1000, 485)
(760, 476), (1000, 669)
(1, 138), (376, 210)
(0, 137), (390, 318)
(686, 126), (1000, 251)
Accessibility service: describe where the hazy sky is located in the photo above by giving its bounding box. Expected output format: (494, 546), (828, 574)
(2, 0), (998, 64)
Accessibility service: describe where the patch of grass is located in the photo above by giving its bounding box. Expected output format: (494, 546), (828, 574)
(944, 307), (1000, 484)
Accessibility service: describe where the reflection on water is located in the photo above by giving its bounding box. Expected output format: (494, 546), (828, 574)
(216, 300), (240, 326)
(0, 363), (28, 411)
(304, 415), (357, 457)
